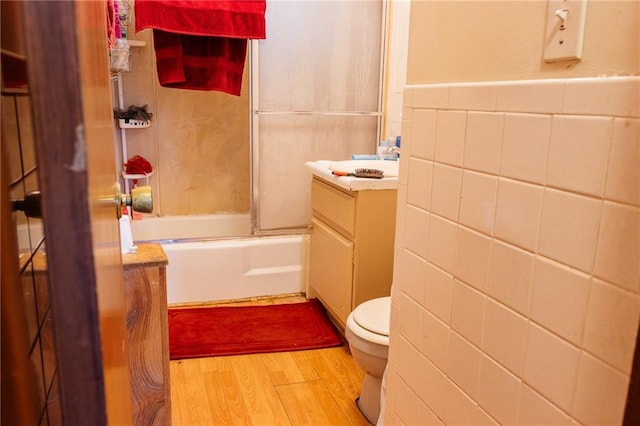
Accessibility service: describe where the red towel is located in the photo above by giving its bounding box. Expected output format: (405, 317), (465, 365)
(106, 0), (116, 47)
(135, 0), (266, 38)
(153, 31), (247, 95)
(134, 0), (266, 95)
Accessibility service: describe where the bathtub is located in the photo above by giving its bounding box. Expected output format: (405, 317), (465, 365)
(130, 214), (309, 305)
(130, 213), (252, 241)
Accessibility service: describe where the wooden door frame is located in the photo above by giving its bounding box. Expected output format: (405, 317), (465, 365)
(20, 2), (117, 424)
(14, 2), (640, 425)
(625, 330), (640, 425)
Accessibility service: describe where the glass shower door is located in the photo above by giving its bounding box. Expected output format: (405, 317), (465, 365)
(252, 0), (385, 232)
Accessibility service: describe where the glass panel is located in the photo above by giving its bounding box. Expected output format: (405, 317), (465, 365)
(29, 338), (46, 410)
(259, 115), (378, 229)
(39, 409), (48, 426)
(259, 1), (382, 112)
(2, 95), (22, 182)
(256, 0), (383, 231)
(16, 96), (36, 172)
(3, 93), (40, 252)
(41, 312), (57, 396)
(24, 171), (43, 251)
(10, 182), (32, 255)
(46, 372), (63, 426)
(21, 264), (38, 342)
(34, 243), (49, 327)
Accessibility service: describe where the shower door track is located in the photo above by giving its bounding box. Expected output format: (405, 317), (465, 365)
(254, 111), (382, 117)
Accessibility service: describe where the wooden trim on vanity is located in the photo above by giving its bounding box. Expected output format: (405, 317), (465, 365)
(122, 243), (171, 425)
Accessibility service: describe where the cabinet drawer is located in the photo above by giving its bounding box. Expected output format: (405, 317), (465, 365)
(311, 178), (355, 237)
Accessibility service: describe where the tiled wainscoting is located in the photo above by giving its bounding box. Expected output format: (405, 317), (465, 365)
(386, 77), (639, 425)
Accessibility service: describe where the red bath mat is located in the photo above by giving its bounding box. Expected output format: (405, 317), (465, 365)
(168, 299), (343, 360)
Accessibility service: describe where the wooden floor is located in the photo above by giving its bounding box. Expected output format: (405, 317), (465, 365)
(169, 296), (370, 425)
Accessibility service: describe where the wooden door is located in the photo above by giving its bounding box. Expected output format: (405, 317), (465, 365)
(1, 1), (133, 424)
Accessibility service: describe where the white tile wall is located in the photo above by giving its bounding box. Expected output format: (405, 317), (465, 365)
(421, 309), (450, 370)
(529, 257), (591, 346)
(563, 78), (640, 117)
(451, 279), (486, 346)
(537, 189), (602, 273)
(605, 118), (640, 205)
(424, 263), (454, 324)
(430, 164), (461, 220)
(518, 385), (573, 425)
(399, 293), (424, 348)
(494, 178), (544, 251)
(486, 240), (534, 315)
(593, 202), (640, 292)
(407, 158), (433, 210)
(396, 249), (427, 306)
(463, 112), (504, 174)
(441, 378), (496, 425)
(445, 331), (481, 398)
(583, 279), (640, 374)
(453, 225), (491, 292)
(409, 109), (437, 160)
(476, 355), (522, 424)
(500, 113), (552, 185)
(426, 215), (458, 273)
(546, 116), (612, 197)
(394, 377), (442, 425)
(496, 79), (565, 114)
(448, 82), (498, 112)
(481, 298), (528, 375)
(388, 77), (640, 425)
(434, 111), (467, 167)
(404, 205), (429, 258)
(459, 170), (498, 234)
(572, 351), (630, 425)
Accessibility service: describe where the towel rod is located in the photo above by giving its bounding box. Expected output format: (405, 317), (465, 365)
(254, 110), (381, 117)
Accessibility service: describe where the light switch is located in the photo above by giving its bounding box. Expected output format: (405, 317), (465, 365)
(543, 0), (587, 62)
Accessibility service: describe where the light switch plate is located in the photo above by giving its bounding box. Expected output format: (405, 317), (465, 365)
(543, 0), (588, 62)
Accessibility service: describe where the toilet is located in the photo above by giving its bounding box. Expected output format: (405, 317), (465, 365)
(345, 296), (391, 424)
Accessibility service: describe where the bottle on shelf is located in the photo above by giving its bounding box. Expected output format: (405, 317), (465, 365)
(377, 139), (399, 161)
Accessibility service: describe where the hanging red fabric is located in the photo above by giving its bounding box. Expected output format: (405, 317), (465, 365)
(134, 0), (266, 95)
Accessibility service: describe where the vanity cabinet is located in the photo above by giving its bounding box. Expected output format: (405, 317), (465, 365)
(309, 176), (397, 329)
(122, 243), (171, 426)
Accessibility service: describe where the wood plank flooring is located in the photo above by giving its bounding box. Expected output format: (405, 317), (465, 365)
(169, 296), (370, 425)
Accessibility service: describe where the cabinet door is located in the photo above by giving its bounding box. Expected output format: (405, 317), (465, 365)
(309, 218), (353, 327)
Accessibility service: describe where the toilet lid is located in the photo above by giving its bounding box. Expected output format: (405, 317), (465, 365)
(352, 297), (391, 337)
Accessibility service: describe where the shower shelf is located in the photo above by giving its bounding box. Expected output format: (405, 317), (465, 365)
(122, 171), (154, 184)
(112, 36), (151, 205)
(118, 118), (150, 129)
(126, 39), (146, 47)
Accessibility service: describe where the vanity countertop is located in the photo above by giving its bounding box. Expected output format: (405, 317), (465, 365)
(305, 160), (399, 191)
(122, 243), (168, 269)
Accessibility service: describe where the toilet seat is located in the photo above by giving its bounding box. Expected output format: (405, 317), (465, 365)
(353, 297), (390, 336)
(347, 297), (391, 346)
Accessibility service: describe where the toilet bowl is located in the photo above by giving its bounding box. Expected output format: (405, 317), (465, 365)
(345, 296), (391, 424)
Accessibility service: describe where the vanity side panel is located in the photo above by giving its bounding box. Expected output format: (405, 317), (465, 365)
(122, 244), (170, 425)
(352, 189), (397, 307)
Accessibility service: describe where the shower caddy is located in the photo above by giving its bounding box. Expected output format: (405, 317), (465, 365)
(110, 38), (153, 209)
